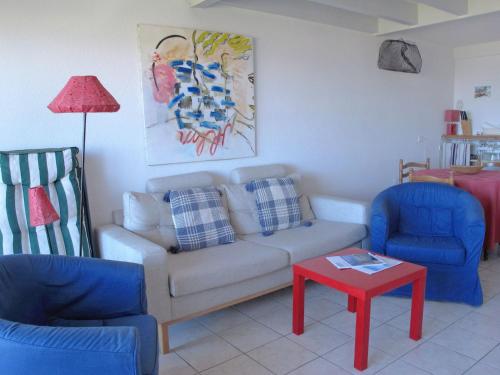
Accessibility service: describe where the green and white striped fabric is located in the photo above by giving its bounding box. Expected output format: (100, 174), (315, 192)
(0, 148), (90, 256)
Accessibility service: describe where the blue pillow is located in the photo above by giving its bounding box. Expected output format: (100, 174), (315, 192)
(246, 177), (301, 234)
(167, 187), (236, 251)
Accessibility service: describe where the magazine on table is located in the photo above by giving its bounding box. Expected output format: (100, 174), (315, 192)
(326, 253), (402, 275)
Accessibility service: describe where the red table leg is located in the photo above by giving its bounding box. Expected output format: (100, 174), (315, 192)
(292, 272), (305, 335)
(410, 274), (426, 340)
(348, 295), (357, 313)
(354, 297), (371, 371)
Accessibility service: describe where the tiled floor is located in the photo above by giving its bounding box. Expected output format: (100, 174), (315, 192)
(160, 252), (500, 375)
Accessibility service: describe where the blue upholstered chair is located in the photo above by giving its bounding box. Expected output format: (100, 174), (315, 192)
(0, 255), (158, 375)
(371, 182), (485, 306)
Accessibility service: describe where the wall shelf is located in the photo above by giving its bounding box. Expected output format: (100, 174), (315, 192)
(441, 135), (500, 167)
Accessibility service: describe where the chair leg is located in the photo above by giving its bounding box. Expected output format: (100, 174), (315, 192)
(159, 322), (170, 354)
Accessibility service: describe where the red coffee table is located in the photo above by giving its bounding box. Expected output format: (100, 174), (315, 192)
(292, 248), (427, 371)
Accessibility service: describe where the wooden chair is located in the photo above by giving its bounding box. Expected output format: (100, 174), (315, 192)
(409, 170), (454, 185)
(399, 158), (430, 183)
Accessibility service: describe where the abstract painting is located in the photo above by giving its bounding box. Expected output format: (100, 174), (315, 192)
(474, 85), (491, 98)
(137, 24), (256, 165)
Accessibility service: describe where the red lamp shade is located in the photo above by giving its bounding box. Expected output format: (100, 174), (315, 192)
(444, 110), (460, 122)
(48, 76), (120, 113)
(28, 187), (60, 227)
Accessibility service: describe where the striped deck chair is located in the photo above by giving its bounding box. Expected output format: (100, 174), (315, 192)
(0, 148), (91, 256)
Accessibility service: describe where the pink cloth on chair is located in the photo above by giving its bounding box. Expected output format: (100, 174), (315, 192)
(414, 169), (500, 251)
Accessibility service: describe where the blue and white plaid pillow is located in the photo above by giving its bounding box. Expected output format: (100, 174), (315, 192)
(246, 177), (301, 234)
(167, 187), (236, 251)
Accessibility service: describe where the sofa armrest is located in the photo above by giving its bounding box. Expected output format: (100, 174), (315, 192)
(308, 194), (370, 225)
(96, 225), (171, 323)
(0, 319), (140, 374)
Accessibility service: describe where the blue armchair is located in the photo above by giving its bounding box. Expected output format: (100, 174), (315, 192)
(0, 255), (158, 375)
(371, 182), (485, 306)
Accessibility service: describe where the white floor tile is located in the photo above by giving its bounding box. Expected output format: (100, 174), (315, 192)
(233, 294), (283, 318)
(247, 337), (317, 375)
(218, 320), (280, 352)
(169, 319), (213, 350)
(321, 310), (383, 337)
(370, 298), (409, 323)
(386, 311), (449, 339)
(323, 340), (396, 375)
(304, 296), (345, 320)
(479, 344), (500, 369)
(158, 352), (196, 375)
(463, 361), (499, 375)
(370, 324), (420, 357)
(402, 342), (476, 375)
(175, 334), (241, 372)
(287, 322), (351, 355)
(254, 305), (314, 335)
(200, 355), (273, 375)
(197, 308), (251, 333)
(423, 300), (473, 324)
(375, 359), (431, 375)
(288, 357), (351, 375)
(455, 312), (500, 341)
(430, 324), (498, 360)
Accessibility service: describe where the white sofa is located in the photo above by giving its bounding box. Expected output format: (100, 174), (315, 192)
(96, 164), (369, 353)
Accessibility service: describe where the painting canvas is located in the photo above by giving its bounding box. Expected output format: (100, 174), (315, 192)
(137, 24), (256, 165)
(474, 85), (491, 98)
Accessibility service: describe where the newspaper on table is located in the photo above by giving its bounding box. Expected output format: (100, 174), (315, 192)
(326, 252), (402, 275)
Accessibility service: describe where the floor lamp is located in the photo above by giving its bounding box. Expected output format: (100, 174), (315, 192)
(48, 76), (120, 256)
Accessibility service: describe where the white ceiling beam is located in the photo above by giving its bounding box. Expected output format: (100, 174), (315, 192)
(307, 0), (418, 25)
(189, 0), (221, 8)
(219, 0), (378, 33)
(413, 0), (468, 15)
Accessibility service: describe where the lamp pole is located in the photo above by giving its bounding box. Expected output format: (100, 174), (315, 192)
(79, 112), (87, 257)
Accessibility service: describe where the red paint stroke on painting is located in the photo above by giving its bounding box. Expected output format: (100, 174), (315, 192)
(152, 64), (176, 103)
(178, 123), (233, 156)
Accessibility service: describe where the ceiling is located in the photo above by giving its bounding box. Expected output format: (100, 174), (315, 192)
(188, 0), (500, 47)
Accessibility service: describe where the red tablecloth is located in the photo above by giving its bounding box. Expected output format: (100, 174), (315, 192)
(414, 169), (500, 251)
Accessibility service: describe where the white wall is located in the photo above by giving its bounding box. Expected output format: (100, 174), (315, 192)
(454, 41), (500, 133)
(0, 0), (454, 228)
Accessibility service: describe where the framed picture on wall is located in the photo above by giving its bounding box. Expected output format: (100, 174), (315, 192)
(137, 24), (256, 165)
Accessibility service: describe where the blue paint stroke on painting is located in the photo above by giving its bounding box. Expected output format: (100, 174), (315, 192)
(200, 121), (220, 130)
(168, 93), (185, 109)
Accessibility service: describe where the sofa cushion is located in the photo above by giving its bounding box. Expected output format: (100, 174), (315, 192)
(247, 177), (301, 233)
(221, 173), (315, 235)
(169, 187), (235, 251)
(241, 219), (367, 263)
(231, 164), (287, 184)
(167, 240), (289, 297)
(386, 233), (465, 266)
(146, 171), (214, 193)
(123, 191), (177, 250)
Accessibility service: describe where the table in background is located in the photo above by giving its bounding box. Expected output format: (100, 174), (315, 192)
(292, 248), (426, 371)
(414, 169), (500, 253)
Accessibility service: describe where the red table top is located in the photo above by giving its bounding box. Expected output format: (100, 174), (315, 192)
(294, 248), (426, 298)
(414, 169), (500, 250)
(414, 168), (500, 184)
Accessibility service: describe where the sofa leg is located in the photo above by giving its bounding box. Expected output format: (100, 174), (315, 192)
(159, 322), (170, 354)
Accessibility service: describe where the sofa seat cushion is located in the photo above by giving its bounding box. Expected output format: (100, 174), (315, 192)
(241, 220), (367, 264)
(386, 233), (465, 266)
(50, 314), (158, 375)
(167, 240), (289, 297)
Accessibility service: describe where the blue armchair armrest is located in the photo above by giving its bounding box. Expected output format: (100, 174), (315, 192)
(0, 255), (147, 324)
(454, 192), (486, 264)
(0, 319), (141, 375)
(370, 192), (398, 254)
